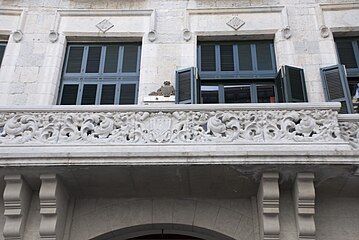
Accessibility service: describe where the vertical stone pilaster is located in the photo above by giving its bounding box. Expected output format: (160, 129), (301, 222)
(39, 174), (68, 240)
(293, 173), (316, 240)
(3, 174), (32, 240)
(257, 173), (280, 240)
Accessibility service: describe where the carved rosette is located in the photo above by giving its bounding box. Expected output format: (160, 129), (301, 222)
(0, 109), (344, 145)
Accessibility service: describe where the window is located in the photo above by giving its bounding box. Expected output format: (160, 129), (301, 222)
(176, 41), (308, 104)
(0, 43), (6, 66)
(321, 38), (359, 113)
(59, 43), (141, 105)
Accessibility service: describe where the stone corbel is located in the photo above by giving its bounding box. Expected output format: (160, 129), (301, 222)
(12, 10), (27, 42)
(3, 174), (32, 240)
(293, 173), (316, 240)
(281, 7), (291, 39)
(148, 10), (157, 42)
(39, 174), (69, 240)
(257, 173), (280, 240)
(182, 10), (192, 41)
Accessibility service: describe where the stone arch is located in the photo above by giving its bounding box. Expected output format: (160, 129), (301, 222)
(69, 198), (256, 240)
(90, 223), (237, 240)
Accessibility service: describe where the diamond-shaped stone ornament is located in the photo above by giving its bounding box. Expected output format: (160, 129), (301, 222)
(96, 19), (114, 33)
(226, 17), (245, 30)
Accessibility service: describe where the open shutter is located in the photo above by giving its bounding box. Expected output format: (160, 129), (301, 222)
(176, 67), (199, 104)
(321, 65), (353, 114)
(275, 68), (284, 103)
(275, 65), (308, 103)
(283, 65), (308, 102)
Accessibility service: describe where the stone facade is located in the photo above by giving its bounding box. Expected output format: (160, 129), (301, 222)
(0, 0), (359, 240)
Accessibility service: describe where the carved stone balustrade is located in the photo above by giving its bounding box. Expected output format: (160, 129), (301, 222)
(0, 103), (358, 164)
(338, 114), (359, 149)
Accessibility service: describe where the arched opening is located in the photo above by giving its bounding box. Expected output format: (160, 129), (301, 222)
(90, 224), (236, 240)
(129, 234), (203, 239)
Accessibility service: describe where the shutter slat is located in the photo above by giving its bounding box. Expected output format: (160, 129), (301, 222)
(122, 45), (138, 73)
(220, 45), (234, 71)
(86, 47), (102, 73)
(321, 65), (353, 113)
(200, 45), (216, 71)
(66, 47), (84, 73)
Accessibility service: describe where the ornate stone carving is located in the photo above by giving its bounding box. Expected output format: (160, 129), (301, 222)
(39, 174), (69, 240)
(319, 25), (330, 38)
(96, 19), (114, 33)
(257, 173), (280, 240)
(3, 175), (32, 240)
(149, 81), (175, 97)
(282, 26), (292, 39)
(293, 173), (316, 240)
(339, 120), (359, 148)
(226, 16), (245, 30)
(0, 109), (343, 145)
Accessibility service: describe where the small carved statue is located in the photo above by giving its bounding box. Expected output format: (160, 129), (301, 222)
(149, 81), (175, 97)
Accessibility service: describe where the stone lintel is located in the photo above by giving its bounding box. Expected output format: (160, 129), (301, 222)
(293, 173), (316, 240)
(3, 174), (32, 240)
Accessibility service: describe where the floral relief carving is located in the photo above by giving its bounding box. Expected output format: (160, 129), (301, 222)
(0, 109), (344, 145)
(339, 121), (359, 148)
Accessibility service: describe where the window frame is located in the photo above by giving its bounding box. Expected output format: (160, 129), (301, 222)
(335, 38), (359, 77)
(59, 43), (141, 105)
(197, 41), (277, 80)
(0, 42), (6, 67)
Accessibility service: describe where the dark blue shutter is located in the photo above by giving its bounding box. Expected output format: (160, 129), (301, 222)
(275, 68), (284, 103)
(275, 66), (307, 103)
(283, 66), (308, 102)
(321, 65), (353, 114)
(176, 67), (198, 104)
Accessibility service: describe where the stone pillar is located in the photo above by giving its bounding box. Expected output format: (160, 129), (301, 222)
(3, 174), (32, 240)
(257, 172), (280, 240)
(39, 174), (69, 240)
(293, 173), (316, 240)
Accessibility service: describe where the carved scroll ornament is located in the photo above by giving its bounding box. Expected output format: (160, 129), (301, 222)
(0, 109), (343, 145)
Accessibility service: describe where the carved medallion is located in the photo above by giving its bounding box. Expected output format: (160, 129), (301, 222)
(96, 19), (114, 33)
(149, 114), (172, 143)
(226, 17), (245, 30)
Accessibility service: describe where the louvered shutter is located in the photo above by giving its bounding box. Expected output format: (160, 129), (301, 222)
(283, 65), (308, 102)
(176, 67), (198, 104)
(0, 44), (5, 66)
(321, 65), (353, 114)
(275, 68), (284, 103)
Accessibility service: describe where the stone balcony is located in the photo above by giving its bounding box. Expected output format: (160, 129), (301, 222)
(0, 103), (358, 165)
